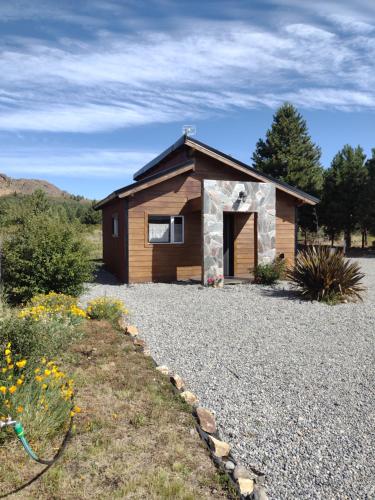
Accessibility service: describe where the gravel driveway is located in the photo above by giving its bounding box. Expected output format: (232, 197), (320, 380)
(82, 258), (375, 499)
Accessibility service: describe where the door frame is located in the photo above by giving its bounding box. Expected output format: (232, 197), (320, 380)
(223, 212), (235, 277)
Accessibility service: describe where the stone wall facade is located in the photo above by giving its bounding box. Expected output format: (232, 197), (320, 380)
(202, 180), (276, 285)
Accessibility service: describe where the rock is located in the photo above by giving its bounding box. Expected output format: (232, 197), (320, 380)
(126, 325), (138, 337)
(196, 407), (217, 434)
(118, 316), (128, 331)
(233, 465), (253, 480)
(133, 339), (146, 348)
(170, 374), (185, 390)
(251, 484), (268, 500)
(208, 436), (231, 457)
(156, 365), (170, 375)
(224, 460), (235, 472)
(180, 391), (199, 405)
(237, 478), (254, 496)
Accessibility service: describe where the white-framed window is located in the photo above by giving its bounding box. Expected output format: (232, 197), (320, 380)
(112, 213), (119, 237)
(148, 215), (184, 244)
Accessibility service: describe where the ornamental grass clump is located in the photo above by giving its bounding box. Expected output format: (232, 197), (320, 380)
(0, 343), (79, 442)
(86, 297), (128, 324)
(287, 246), (365, 303)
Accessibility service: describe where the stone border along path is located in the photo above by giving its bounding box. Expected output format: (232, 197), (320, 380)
(81, 257), (375, 499)
(118, 320), (265, 499)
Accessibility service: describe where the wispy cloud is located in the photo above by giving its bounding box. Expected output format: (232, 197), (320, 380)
(0, 4), (374, 133)
(0, 149), (156, 177)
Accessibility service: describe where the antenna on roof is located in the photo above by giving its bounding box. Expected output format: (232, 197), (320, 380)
(182, 125), (196, 137)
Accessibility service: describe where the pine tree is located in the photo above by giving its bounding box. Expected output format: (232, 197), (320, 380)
(252, 103), (323, 240)
(320, 145), (367, 249)
(361, 149), (375, 246)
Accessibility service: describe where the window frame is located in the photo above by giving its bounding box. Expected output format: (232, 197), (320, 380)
(147, 214), (184, 245)
(111, 213), (119, 238)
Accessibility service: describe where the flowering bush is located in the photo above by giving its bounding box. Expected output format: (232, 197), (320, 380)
(206, 275), (224, 287)
(0, 343), (79, 441)
(86, 297), (128, 323)
(18, 292), (86, 325)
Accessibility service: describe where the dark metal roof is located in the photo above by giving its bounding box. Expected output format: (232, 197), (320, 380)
(94, 160), (194, 209)
(96, 135), (319, 209)
(185, 136), (320, 204)
(133, 135), (186, 180)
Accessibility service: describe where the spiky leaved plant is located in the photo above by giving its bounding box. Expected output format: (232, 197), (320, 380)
(287, 246), (365, 303)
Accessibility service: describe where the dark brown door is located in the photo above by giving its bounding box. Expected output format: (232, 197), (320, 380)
(223, 213), (234, 277)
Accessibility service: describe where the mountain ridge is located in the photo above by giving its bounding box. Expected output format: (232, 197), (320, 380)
(0, 173), (72, 198)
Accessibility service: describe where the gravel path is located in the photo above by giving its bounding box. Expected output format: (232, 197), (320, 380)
(81, 258), (375, 499)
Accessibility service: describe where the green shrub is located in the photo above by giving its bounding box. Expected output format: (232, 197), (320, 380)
(86, 297), (128, 324)
(2, 214), (94, 304)
(287, 246), (365, 303)
(0, 307), (82, 360)
(253, 257), (286, 285)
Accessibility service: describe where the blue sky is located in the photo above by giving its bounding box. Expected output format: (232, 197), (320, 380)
(0, 0), (375, 199)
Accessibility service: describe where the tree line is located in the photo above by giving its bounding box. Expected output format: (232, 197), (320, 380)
(252, 103), (375, 249)
(0, 190), (101, 228)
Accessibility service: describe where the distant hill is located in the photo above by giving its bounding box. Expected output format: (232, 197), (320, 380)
(0, 173), (72, 199)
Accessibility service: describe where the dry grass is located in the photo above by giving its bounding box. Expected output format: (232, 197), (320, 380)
(0, 321), (235, 499)
(84, 226), (102, 261)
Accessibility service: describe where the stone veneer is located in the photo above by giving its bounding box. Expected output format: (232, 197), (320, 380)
(203, 180), (276, 285)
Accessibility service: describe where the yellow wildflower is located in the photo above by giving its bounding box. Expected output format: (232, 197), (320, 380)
(35, 367), (40, 374)
(2, 367), (7, 373)
(16, 406), (23, 413)
(16, 360), (27, 369)
(16, 378), (23, 386)
(42, 384), (48, 390)
(73, 406), (81, 413)
(4, 349), (11, 356)
(0, 386), (6, 395)
(35, 375), (43, 382)
(44, 369), (51, 376)
(9, 386), (17, 394)
(6, 342), (11, 348)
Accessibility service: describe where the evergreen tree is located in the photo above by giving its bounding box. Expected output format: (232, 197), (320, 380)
(361, 149), (375, 245)
(252, 103), (323, 239)
(320, 145), (367, 249)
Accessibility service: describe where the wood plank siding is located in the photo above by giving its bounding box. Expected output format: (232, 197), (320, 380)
(121, 153), (297, 283)
(102, 197), (128, 282)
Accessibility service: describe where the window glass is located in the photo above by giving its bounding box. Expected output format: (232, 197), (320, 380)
(173, 216), (183, 243)
(148, 216), (170, 243)
(112, 214), (119, 237)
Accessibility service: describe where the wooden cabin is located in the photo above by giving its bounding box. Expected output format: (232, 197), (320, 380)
(95, 135), (318, 284)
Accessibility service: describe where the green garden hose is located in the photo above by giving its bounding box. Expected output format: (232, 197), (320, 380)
(0, 415), (73, 498)
(0, 416), (70, 465)
(13, 421), (53, 465)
